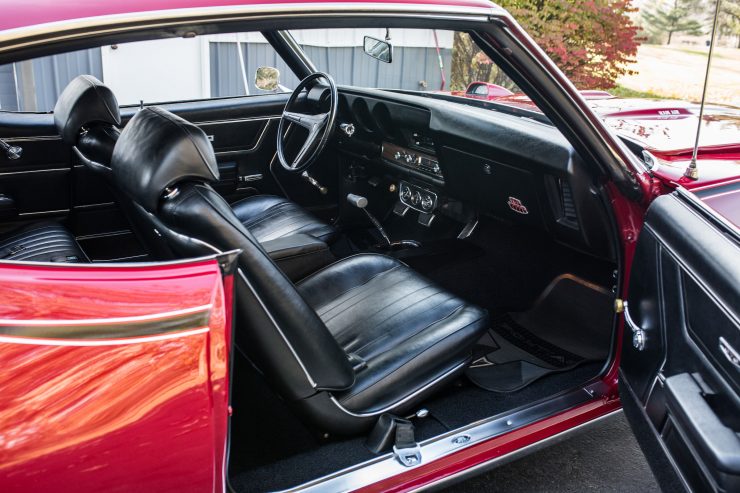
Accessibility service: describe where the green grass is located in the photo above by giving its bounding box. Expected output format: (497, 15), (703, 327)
(604, 85), (677, 100)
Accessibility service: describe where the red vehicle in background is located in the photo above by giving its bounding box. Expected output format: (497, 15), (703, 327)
(0, 1), (737, 492)
(452, 81), (515, 100)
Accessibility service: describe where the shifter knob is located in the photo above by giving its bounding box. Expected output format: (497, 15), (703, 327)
(346, 193), (368, 209)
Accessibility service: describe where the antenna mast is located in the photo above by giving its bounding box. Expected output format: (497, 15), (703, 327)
(685, 0), (723, 180)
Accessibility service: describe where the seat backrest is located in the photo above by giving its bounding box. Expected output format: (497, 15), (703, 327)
(54, 75), (175, 260)
(111, 106), (355, 401)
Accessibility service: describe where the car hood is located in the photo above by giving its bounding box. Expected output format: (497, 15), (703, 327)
(494, 94), (740, 159)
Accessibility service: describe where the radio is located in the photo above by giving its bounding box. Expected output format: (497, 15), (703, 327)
(382, 142), (442, 178)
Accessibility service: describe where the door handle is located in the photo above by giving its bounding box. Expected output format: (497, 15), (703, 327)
(719, 337), (740, 370)
(623, 301), (646, 351)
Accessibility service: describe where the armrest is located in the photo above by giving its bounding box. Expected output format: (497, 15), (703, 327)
(261, 234), (335, 281)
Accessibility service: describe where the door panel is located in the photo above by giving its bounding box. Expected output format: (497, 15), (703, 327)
(0, 256), (234, 493)
(1, 91), (338, 248)
(620, 192), (740, 493)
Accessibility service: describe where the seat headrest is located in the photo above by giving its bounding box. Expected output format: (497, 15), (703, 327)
(53, 75), (121, 144)
(112, 106), (219, 212)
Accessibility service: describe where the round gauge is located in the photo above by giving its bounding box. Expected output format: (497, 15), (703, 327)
(401, 184), (412, 201)
(421, 194), (434, 211)
(411, 191), (421, 206)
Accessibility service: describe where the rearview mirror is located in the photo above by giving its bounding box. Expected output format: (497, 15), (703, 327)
(255, 66), (280, 92)
(363, 36), (392, 63)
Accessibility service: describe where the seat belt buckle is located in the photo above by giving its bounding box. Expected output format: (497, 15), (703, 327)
(393, 442), (422, 467)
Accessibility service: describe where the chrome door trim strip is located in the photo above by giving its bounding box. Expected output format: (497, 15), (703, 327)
(416, 409), (624, 492)
(1, 135), (61, 142)
(279, 378), (610, 492)
(0, 247), (239, 268)
(0, 167), (68, 175)
(0, 4), (496, 56)
(0, 303), (211, 327)
(193, 115), (281, 126)
(18, 208), (70, 217)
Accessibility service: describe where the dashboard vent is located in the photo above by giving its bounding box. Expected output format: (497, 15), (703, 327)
(559, 179), (578, 227)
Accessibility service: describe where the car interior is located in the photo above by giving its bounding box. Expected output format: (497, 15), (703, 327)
(0, 24), (622, 491)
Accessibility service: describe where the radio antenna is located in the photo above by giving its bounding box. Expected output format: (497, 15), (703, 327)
(685, 0), (723, 180)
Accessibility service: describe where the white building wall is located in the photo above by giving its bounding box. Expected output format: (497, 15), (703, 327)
(100, 37), (207, 105)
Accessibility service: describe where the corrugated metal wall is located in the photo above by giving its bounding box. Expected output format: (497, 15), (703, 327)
(0, 64), (17, 111)
(210, 42), (452, 97)
(300, 45), (452, 91)
(1, 42), (452, 111)
(0, 49), (102, 112)
(210, 42), (301, 97)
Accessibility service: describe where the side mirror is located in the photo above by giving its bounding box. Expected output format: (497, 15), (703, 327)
(363, 36), (392, 63)
(255, 66), (280, 92)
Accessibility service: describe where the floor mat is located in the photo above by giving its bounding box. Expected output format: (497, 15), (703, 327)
(467, 275), (613, 392)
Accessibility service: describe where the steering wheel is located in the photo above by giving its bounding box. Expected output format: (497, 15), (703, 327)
(277, 72), (338, 172)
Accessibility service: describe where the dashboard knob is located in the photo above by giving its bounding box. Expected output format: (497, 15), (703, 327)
(421, 195), (434, 211)
(394, 151), (402, 160)
(411, 191), (421, 205)
(405, 154), (415, 164)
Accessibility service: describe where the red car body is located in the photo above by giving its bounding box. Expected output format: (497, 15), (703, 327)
(0, 1), (737, 492)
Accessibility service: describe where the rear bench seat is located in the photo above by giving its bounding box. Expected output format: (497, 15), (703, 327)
(0, 221), (87, 262)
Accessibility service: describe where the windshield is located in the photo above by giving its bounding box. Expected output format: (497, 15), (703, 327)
(288, 28), (523, 103)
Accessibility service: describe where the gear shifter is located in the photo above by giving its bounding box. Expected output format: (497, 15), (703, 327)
(347, 193), (392, 247)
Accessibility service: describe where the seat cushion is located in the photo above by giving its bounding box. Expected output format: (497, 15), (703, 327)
(0, 221), (87, 262)
(231, 195), (337, 244)
(297, 254), (488, 414)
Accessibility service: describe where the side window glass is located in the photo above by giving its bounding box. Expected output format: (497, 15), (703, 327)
(0, 33), (293, 113)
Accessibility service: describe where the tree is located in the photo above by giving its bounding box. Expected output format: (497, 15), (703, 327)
(450, 32), (518, 91)
(494, 0), (641, 89)
(718, 0), (740, 48)
(642, 0), (706, 45)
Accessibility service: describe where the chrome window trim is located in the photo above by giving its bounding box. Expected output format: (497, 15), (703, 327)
(279, 378), (611, 492)
(676, 185), (740, 241)
(0, 3), (497, 56)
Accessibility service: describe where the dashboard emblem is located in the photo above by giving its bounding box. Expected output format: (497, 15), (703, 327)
(507, 197), (529, 215)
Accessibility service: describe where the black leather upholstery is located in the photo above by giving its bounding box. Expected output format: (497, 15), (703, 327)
(0, 222), (86, 262)
(53, 75), (120, 144)
(111, 107), (489, 433)
(297, 254), (488, 413)
(113, 107), (219, 213)
(260, 233), (335, 281)
(232, 195), (337, 244)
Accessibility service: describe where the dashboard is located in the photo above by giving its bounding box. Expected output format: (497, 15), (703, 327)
(332, 87), (615, 259)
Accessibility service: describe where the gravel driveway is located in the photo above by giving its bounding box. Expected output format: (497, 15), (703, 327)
(444, 411), (660, 492)
(617, 44), (740, 107)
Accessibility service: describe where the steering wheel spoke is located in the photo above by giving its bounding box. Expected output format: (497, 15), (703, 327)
(277, 72), (337, 173)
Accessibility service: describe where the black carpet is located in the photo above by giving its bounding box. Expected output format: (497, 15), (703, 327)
(467, 276), (613, 392)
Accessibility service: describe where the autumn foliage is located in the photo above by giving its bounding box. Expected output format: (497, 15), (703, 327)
(496, 0), (641, 89)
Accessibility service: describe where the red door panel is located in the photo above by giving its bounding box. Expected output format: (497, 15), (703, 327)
(0, 259), (233, 493)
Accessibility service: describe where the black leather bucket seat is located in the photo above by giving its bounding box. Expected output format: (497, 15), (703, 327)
(110, 106), (489, 434)
(54, 75), (336, 259)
